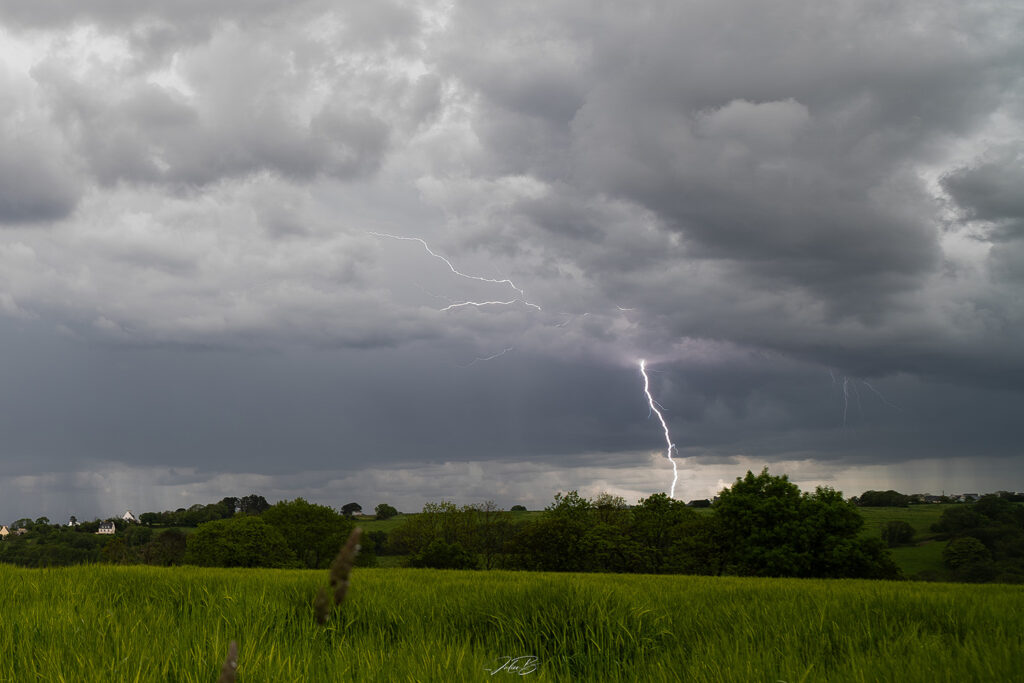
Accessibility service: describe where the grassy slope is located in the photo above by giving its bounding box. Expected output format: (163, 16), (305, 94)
(856, 505), (954, 539)
(856, 505), (956, 579)
(1, 564), (1021, 682)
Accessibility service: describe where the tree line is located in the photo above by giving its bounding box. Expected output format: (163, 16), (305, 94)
(7, 472), (1020, 582)
(929, 494), (1024, 583)
(0, 497), (362, 570)
(383, 470), (899, 579)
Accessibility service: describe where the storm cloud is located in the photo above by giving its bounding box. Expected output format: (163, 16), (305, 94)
(1, 0), (1023, 521)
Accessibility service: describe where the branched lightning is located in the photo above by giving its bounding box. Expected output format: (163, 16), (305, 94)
(639, 359), (679, 498)
(831, 368), (900, 425)
(369, 232), (543, 312)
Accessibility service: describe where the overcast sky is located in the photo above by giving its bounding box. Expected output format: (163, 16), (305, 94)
(2, 0), (1023, 523)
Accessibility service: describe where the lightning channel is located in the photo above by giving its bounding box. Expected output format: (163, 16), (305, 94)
(861, 380), (900, 410)
(369, 232), (525, 295)
(441, 300), (543, 312)
(459, 347), (514, 367)
(842, 376), (850, 426)
(639, 359), (679, 499)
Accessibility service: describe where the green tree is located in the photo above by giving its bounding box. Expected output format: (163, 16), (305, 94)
(973, 494), (1024, 526)
(593, 492), (629, 524)
(510, 505), (527, 512)
(469, 501), (514, 569)
(507, 491), (594, 572)
(374, 503), (399, 520)
(143, 529), (187, 566)
(261, 498), (354, 569)
(341, 502), (363, 518)
(184, 516), (296, 568)
(943, 536), (990, 569)
(139, 512), (160, 526)
(932, 506), (987, 535)
(407, 540), (478, 569)
(881, 520), (915, 547)
(389, 501), (477, 555)
(714, 469), (899, 578)
(239, 494), (270, 516)
(856, 490), (910, 507)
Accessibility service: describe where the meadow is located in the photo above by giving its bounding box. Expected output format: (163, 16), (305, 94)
(1, 563), (1021, 682)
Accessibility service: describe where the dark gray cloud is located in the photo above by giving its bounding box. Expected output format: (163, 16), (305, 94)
(942, 146), (1024, 234)
(1, 0), (1023, 520)
(0, 72), (81, 223)
(0, 134), (80, 223)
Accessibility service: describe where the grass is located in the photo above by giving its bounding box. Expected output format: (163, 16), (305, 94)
(889, 541), (950, 579)
(0, 563), (1021, 682)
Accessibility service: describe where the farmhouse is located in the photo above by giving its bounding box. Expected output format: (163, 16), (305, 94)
(122, 510), (138, 523)
(0, 525), (8, 539)
(97, 521), (116, 535)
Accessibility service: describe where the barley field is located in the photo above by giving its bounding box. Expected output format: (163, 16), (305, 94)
(0, 564), (1020, 682)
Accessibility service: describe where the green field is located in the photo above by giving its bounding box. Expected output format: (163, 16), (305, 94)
(855, 505), (959, 579)
(856, 505), (954, 540)
(1, 564), (1021, 682)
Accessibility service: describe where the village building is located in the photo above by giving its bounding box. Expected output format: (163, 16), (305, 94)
(122, 510), (138, 523)
(97, 521), (116, 535)
(0, 525), (9, 540)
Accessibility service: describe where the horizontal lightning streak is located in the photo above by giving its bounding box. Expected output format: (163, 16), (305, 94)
(441, 300), (543, 312)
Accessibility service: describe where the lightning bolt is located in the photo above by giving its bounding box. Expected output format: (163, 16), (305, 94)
(368, 232), (543, 312)
(842, 376), (850, 426)
(459, 347), (514, 367)
(441, 300), (543, 312)
(861, 380), (900, 410)
(639, 359), (679, 499)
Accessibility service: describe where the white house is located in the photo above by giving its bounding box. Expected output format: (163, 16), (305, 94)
(97, 521), (116, 535)
(122, 510), (138, 523)
(0, 525), (9, 539)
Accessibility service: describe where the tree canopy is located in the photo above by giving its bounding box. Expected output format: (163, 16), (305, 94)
(261, 498), (354, 569)
(715, 469), (899, 579)
(183, 516), (296, 568)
